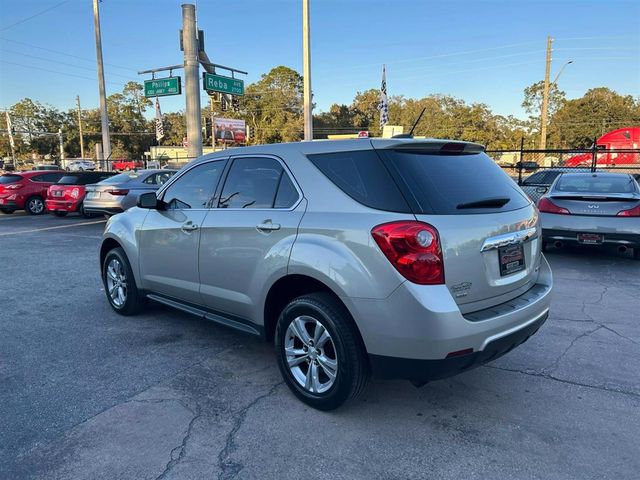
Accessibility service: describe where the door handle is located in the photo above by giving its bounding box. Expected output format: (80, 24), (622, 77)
(181, 222), (199, 233)
(256, 221), (281, 232)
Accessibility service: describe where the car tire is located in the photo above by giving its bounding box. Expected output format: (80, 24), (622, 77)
(102, 247), (145, 315)
(78, 203), (93, 219)
(53, 211), (68, 217)
(0, 208), (14, 214)
(275, 292), (370, 411)
(25, 196), (45, 215)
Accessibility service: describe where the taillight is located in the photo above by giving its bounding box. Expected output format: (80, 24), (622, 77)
(371, 221), (444, 285)
(617, 205), (640, 217)
(537, 197), (570, 215)
(108, 189), (129, 196)
(70, 188), (80, 199)
(5, 184), (23, 190)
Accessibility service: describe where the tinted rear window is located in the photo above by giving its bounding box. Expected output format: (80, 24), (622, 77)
(555, 174), (638, 194)
(377, 150), (530, 214)
(98, 173), (137, 184)
(306, 150), (411, 212)
(0, 174), (23, 184)
(58, 173), (113, 185)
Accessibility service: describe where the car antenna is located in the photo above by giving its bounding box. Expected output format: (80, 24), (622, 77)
(392, 107), (426, 138)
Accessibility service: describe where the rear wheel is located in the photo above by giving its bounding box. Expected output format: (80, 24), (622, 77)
(78, 202), (94, 219)
(275, 293), (369, 411)
(25, 196), (45, 215)
(53, 211), (67, 217)
(102, 247), (145, 315)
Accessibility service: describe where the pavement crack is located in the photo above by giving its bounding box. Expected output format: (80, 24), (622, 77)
(155, 402), (202, 480)
(542, 325), (602, 375)
(484, 365), (639, 398)
(217, 382), (283, 480)
(599, 325), (639, 345)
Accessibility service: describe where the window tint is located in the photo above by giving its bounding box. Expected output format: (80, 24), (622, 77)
(523, 172), (545, 185)
(274, 172), (299, 208)
(58, 175), (81, 185)
(307, 150), (410, 212)
(555, 174), (637, 194)
(0, 174), (23, 184)
(40, 172), (64, 183)
(218, 157), (285, 209)
(99, 173), (138, 184)
(378, 150), (530, 214)
(163, 161), (225, 209)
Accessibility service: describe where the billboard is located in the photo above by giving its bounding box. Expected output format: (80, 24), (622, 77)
(214, 118), (246, 145)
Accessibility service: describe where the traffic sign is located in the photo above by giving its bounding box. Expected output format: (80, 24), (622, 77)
(144, 77), (182, 97)
(203, 73), (244, 96)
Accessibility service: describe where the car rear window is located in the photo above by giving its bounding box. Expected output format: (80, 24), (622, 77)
(0, 174), (23, 184)
(376, 150), (531, 214)
(58, 173), (113, 185)
(555, 174), (638, 194)
(306, 150), (411, 212)
(98, 173), (138, 184)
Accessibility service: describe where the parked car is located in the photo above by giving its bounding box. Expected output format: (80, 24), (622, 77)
(66, 159), (97, 172)
(112, 160), (144, 171)
(564, 127), (640, 167)
(538, 172), (640, 259)
(46, 171), (116, 217)
(520, 167), (595, 202)
(515, 161), (539, 172)
(0, 170), (65, 214)
(33, 164), (60, 171)
(83, 169), (177, 216)
(100, 139), (553, 410)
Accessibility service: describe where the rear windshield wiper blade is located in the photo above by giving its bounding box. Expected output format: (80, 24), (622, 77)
(456, 197), (511, 209)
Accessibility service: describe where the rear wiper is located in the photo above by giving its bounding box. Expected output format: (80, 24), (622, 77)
(456, 197), (511, 209)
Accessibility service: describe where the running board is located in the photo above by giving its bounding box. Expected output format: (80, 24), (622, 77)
(146, 293), (262, 336)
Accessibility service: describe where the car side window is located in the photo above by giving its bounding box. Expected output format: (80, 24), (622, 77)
(523, 172), (543, 185)
(162, 161), (225, 210)
(144, 172), (174, 185)
(274, 172), (299, 208)
(218, 157), (290, 209)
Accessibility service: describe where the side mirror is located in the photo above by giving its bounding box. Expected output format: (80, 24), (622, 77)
(536, 187), (548, 194)
(138, 192), (158, 209)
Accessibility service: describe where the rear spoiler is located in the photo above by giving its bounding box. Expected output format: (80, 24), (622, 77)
(373, 139), (485, 155)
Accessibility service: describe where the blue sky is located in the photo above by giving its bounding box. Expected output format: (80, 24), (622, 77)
(0, 0), (638, 120)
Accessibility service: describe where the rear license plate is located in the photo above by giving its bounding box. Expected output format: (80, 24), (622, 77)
(499, 244), (525, 276)
(577, 233), (603, 244)
(53, 190), (63, 197)
(86, 192), (100, 199)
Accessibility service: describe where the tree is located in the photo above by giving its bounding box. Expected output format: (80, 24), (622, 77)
(522, 80), (566, 120)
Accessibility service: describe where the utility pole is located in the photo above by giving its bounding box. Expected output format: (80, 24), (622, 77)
(302, 0), (313, 141)
(93, 0), (111, 165)
(182, 3), (203, 159)
(76, 96), (85, 159)
(58, 128), (65, 162)
(539, 35), (553, 150)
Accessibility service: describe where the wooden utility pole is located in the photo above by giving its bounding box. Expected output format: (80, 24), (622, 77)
(92, 0), (111, 164)
(302, 0), (313, 141)
(76, 96), (85, 159)
(539, 36), (553, 150)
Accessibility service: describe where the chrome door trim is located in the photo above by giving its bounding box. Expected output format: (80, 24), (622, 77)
(481, 227), (538, 252)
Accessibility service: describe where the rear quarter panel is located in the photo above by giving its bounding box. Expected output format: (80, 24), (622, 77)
(101, 208), (149, 285)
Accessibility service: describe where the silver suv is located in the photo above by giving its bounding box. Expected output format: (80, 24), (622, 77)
(100, 139), (553, 410)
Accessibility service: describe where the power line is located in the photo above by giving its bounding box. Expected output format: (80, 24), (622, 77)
(0, 59), (127, 87)
(0, 0), (71, 32)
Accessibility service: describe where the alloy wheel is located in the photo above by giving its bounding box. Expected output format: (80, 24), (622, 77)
(105, 258), (128, 307)
(29, 198), (44, 214)
(284, 316), (338, 394)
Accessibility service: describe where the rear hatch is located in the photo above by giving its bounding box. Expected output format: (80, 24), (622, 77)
(0, 174), (24, 194)
(373, 141), (540, 312)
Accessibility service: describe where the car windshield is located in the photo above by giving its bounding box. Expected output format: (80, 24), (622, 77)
(0, 174), (23, 184)
(98, 173), (138, 184)
(555, 175), (637, 194)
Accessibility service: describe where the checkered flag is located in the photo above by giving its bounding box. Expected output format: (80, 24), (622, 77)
(155, 97), (164, 143)
(379, 65), (389, 129)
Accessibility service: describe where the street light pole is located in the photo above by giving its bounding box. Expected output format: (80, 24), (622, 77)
(92, 0), (111, 166)
(76, 95), (85, 159)
(302, 0), (313, 141)
(182, 3), (203, 159)
(553, 60), (574, 85)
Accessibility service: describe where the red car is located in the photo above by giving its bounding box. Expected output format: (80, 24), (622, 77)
(46, 171), (115, 217)
(0, 170), (65, 215)
(112, 160), (144, 171)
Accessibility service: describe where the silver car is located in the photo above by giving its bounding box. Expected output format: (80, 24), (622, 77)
(84, 169), (176, 216)
(539, 172), (640, 258)
(100, 139), (553, 410)
(67, 159), (96, 172)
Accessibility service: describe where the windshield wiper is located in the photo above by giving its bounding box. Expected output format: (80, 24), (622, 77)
(457, 197), (511, 209)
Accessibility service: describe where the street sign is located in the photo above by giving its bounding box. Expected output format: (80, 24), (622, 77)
(144, 77), (182, 97)
(203, 73), (244, 96)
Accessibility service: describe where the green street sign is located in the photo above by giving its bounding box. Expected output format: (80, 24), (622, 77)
(144, 77), (181, 97)
(203, 73), (244, 96)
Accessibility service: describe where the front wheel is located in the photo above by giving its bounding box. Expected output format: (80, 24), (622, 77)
(275, 293), (370, 411)
(102, 247), (145, 315)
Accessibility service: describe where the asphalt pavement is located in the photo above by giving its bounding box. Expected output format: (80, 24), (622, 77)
(1, 211), (639, 480)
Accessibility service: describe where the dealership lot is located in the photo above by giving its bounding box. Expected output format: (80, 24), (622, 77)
(1, 213), (638, 480)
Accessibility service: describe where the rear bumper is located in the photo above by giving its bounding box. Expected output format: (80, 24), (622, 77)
(542, 228), (640, 247)
(83, 206), (124, 215)
(370, 310), (548, 382)
(0, 199), (19, 209)
(45, 199), (81, 212)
